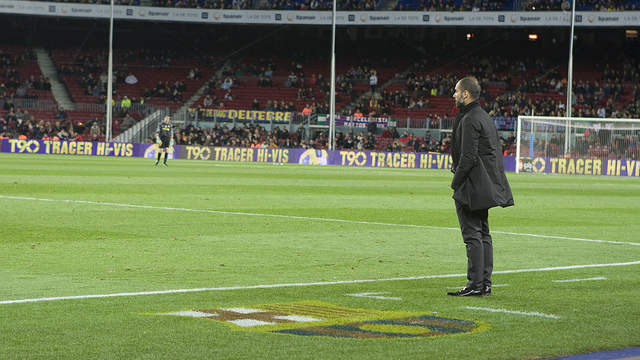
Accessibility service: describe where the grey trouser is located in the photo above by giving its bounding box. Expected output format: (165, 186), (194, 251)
(455, 201), (493, 290)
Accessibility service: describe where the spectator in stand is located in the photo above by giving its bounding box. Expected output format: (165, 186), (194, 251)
(369, 70), (378, 92)
(125, 73), (138, 85)
(221, 77), (233, 90)
(407, 134), (421, 152)
(393, 138), (404, 152)
(301, 104), (313, 117)
(399, 130), (409, 140)
(16, 84), (27, 98)
(121, 96), (132, 111)
(334, 128), (345, 147)
(367, 118), (377, 134)
(296, 124), (308, 143)
(423, 130), (433, 147)
(90, 122), (101, 136)
(364, 132), (375, 150)
(418, 142), (430, 152)
(56, 108), (68, 120)
(121, 114), (136, 132)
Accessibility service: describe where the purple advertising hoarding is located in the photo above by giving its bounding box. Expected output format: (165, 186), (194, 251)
(1, 139), (181, 159)
(3, 139), (640, 176)
(179, 145), (454, 170)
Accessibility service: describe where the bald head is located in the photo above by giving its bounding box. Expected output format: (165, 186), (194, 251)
(453, 77), (481, 108)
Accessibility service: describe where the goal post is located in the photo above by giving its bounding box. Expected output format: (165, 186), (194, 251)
(515, 115), (640, 176)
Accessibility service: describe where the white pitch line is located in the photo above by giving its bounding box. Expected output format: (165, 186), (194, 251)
(1, 195), (639, 247)
(491, 230), (640, 247)
(343, 292), (402, 300)
(465, 306), (561, 319)
(1, 260), (639, 306)
(552, 277), (607, 283)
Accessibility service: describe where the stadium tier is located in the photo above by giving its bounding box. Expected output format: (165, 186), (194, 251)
(1, 18), (639, 147)
(50, 49), (216, 111)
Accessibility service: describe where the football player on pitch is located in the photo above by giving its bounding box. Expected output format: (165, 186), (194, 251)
(155, 115), (174, 166)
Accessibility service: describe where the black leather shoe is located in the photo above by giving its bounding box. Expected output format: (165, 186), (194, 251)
(447, 287), (483, 297)
(483, 285), (491, 296)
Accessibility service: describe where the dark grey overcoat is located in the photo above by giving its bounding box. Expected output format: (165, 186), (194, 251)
(451, 100), (514, 211)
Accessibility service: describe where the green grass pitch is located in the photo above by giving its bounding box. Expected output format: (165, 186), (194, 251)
(1, 153), (638, 359)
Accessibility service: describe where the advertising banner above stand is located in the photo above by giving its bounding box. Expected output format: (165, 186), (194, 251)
(0, 1), (637, 27)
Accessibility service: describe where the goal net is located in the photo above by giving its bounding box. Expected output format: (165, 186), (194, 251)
(515, 116), (640, 176)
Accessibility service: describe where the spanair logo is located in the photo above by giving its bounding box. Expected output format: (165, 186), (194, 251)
(138, 9), (146, 17)
(510, 14), (518, 23)
(361, 14), (368, 22)
(434, 15), (442, 23)
(61, 6), (68, 13)
(287, 13), (295, 21)
(214, 12), (221, 20)
(588, 14), (596, 23)
(152, 301), (487, 338)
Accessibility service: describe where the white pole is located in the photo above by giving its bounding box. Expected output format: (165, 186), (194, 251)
(105, 0), (114, 142)
(328, 0), (337, 151)
(515, 116), (522, 173)
(564, 0), (576, 155)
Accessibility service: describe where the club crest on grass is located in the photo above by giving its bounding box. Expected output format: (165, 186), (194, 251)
(154, 301), (488, 339)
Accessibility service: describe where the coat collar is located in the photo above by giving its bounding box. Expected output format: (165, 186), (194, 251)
(458, 100), (481, 115)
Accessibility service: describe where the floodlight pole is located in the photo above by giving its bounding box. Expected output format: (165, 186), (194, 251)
(564, 0), (576, 155)
(106, 0), (115, 143)
(328, 0), (337, 150)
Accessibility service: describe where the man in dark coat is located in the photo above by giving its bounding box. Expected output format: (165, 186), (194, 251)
(447, 77), (514, 297)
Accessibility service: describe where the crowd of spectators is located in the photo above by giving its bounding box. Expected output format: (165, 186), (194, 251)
(58, 49), (179, 80)
(4, 39), (640, 160)
(169, 121), (309, 148)
(485, 74), (640, 120)
(0, 49), (48, 102)
(167, 115), (461, 154)
(0, 104), (105, 141)
(192, 55), (336, 117)
(42, 0), (140, 5)
(394, 0), (506, 11)
(525, 0), (640, 11)
(151, 0), (250, 9)
(57, 49), (201, 113)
